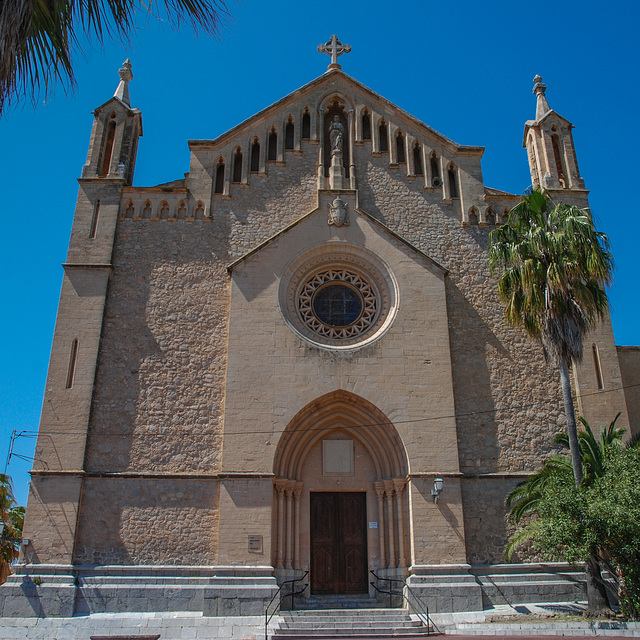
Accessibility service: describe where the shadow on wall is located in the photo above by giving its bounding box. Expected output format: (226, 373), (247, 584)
(446, 278), (507, 474)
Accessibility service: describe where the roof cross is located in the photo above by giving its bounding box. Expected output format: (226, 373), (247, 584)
(318, 35), (351, 70)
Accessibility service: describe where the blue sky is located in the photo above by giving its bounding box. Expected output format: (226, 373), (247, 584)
(1, 0), (638, 507)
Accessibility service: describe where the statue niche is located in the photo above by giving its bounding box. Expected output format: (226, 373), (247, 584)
(323, 102), (349, 179)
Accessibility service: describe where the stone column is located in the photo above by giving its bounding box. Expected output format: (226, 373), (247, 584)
(374, 482), (387, 569)
(393, 479), (407, 568)
(284, 483), (294, 569)
(241, 139), (250, 183)
(274, 480), (287, 569)
(422, 144), (431, 189)
(372, 112), (380, 154)
(348, 109), (356, 189)
(293, 482), (303, 570)
(259, 130), (268, 174)
(384, 480), (396, 568)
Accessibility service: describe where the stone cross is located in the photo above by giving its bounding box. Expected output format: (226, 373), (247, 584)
(318, 35), (351, 70)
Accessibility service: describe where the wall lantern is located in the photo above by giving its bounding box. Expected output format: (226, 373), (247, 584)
(431, 477), (444, 503)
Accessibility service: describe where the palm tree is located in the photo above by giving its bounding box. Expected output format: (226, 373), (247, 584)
(0, 0), (229, 113)
(505, 415), (633, 616)
(0, 474), (23, 584)
(488, 188), (613, 487)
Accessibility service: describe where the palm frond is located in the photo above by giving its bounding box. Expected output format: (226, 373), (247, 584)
(0, 0), (230, 112)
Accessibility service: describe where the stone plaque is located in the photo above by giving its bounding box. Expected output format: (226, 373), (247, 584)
(323, 439), (354, 475)
(248, 535), (263, 553)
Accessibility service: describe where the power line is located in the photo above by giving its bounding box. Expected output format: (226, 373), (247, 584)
(27, 380), (640, 440)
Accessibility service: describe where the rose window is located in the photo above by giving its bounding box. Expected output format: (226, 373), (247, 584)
(298, 269), (377, 339)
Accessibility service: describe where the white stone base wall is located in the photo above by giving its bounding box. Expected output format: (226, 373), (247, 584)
(0, 612), (269, 640)
(0, 563), (586, 622)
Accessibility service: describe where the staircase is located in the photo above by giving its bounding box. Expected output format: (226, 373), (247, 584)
(271, 608), (432, 640)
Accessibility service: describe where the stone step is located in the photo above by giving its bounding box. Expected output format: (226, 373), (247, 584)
(283, 608), (406, 617)
(278, 621), (423, 630)
(271, 607), (432, 640)
(282, 614), (413, 622)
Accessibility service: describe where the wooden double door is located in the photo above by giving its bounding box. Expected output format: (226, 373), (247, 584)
(310, 492), (368, 594)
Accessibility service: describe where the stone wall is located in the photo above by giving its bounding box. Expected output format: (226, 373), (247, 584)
(617, 346), (640, 436)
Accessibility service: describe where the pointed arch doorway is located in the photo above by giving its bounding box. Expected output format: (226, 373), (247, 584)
(272, 390), (410, 596)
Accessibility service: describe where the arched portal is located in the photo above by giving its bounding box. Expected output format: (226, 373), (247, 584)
(272, 390), (410, 594)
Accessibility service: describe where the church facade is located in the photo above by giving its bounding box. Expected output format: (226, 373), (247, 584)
(3, 39), (639, 618)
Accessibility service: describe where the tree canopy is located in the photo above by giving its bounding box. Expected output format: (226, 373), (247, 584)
(0, 0), (230, 113)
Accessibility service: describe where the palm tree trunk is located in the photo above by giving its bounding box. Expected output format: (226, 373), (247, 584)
(586, 551), (613, 616)
(559, 363), (610, 614)
(559, 361), (583, 486)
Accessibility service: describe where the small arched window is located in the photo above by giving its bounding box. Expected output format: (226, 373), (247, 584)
(125, 201), (135, 218)
(396, 131), (406, 163)
(362, 111), (371, 140)
(430, 152), (440, 180)
(379, 120), (388, 152)
(160, 201), (170, 219)
(448, 165), (458, 198)
(285, 118), (294, 150)
(502, 207), (510, 224)
(268, 129), (277, 161)
(469, 207), (479, 225)
(551, 133), (568, 188)
(195, 201), (205, 219)
(413, 144), (423, 175)
(232, 148), (243, 183)
(250, 139), (260, 172)
(302, 111), (311, 139)
(486, 207), (495, 225)
(142, 200), (152, 218)
(214, 161), (225, 194)
(178, 201), (187, 219)
(99, 115), (117, 177)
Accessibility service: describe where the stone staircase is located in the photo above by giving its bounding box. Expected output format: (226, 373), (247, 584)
(271, 608), (433, 640)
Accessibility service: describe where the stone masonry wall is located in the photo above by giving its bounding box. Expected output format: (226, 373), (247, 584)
(79, 90), (595, 566)
(75, 478), (219, 565)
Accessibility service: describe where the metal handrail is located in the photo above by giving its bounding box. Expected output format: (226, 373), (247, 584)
(264, 571), (309, 640)
(370, 570), (432, 635)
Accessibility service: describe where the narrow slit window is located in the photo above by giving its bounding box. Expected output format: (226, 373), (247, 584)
(302, 112), (311, 139)
(232, 150), (242, 183)
(214, 163), (225, 194)
(379, 121), (388, 152)
(65, 339), (78, 389)
(268, 130), (277, 161)
(413, 145), (423, 175)
(285, 120), (294, 150)
(250, 140), (260, 172)
(592, 344), (604, 390)
(362, 112), (371, 140)
(89, 199), (100, 239)
(396, 132), (406, 163)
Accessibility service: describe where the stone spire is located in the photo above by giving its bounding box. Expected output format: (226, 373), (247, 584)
(114, 59), (133, 106)
(533, 74), (550, 121)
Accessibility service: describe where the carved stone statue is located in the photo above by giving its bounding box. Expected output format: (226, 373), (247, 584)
(328, 197), (349, 227)
(329, 116), (345, 155)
